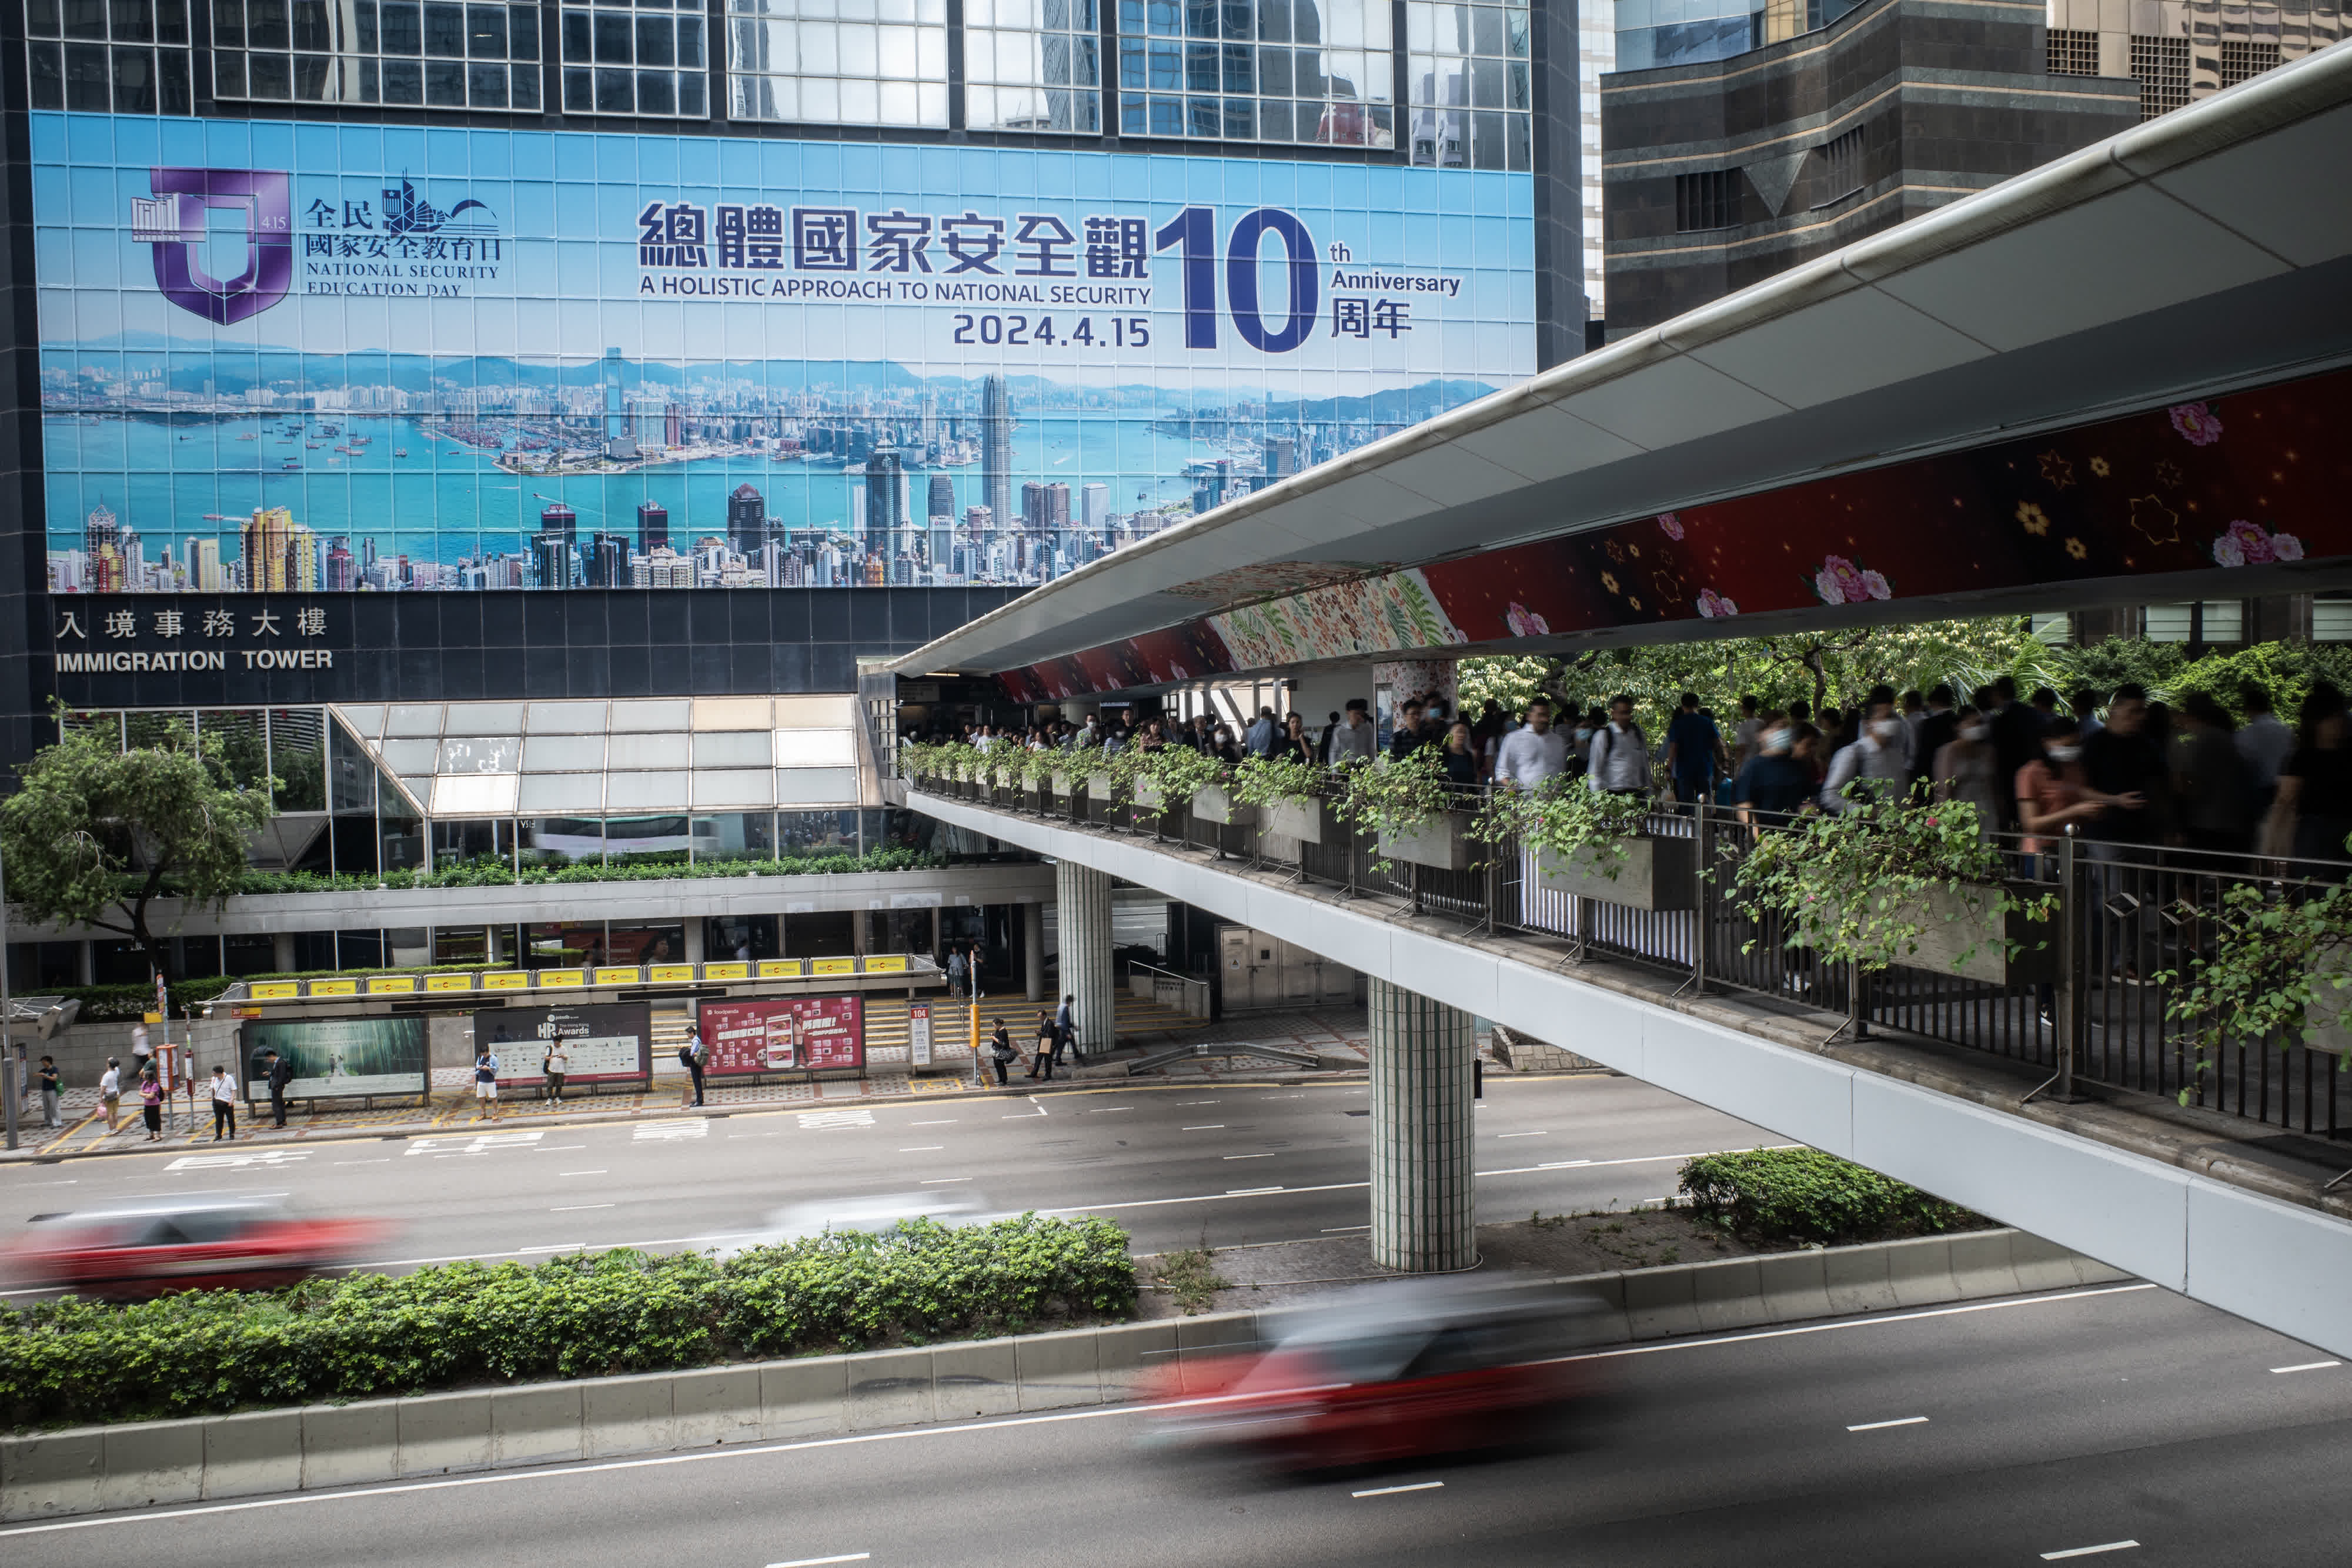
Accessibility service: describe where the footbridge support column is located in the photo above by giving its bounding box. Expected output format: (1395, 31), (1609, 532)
(1368, 977), (1478, 1272)
(1055, 860), (1116, 1061)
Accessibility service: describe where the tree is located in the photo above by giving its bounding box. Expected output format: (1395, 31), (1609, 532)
(2, 716), (277, 980)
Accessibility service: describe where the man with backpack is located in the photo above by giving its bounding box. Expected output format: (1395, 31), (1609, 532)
(680, 1025), (708, 1108)
(1586, 695), (1651, 797)
(474, 1044), (502, 1121)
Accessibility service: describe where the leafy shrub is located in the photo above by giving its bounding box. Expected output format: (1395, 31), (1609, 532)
(0, 1215), (1135, 1429)
(1675, 1148), (1983, 1246)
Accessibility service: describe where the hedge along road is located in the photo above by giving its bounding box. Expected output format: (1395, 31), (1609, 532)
(0, 1075), (1769, 1282)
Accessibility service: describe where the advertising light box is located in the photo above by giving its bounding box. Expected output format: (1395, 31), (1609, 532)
(475, 1003), (653, 1086)
(240, 1015), (427, 1099)
(699, 995), (864, 1074)
(32, 111), (1534, 597)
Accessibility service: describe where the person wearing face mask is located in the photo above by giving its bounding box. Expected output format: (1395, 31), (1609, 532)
(1931, 705), (2004, 840)
(1819, 704), (1909, 813)
(1733, 721), (1815, 822)
(2016, 715), (2133, 875)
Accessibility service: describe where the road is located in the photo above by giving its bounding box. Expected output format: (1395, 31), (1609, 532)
(10, 1278), (2349, 1564)
(0, 1075), (1774, 1274)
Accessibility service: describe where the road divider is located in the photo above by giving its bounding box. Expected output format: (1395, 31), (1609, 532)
(0, 1228), (2124, 1523)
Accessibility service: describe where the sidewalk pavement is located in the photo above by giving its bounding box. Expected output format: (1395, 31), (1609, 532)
(2, 1008), (1384, 1162)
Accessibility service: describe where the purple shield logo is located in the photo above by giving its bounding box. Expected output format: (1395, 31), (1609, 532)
(132, 168), (293, 325)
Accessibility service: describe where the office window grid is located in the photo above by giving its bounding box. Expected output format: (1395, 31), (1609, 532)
(562, 0), (707, 116)
(1813, 123), (1863, 206)
(725, 0), (952, 127)
(209, 0), (542, 109)
(1674, 167), (1738, 232)
(25, 0), (193, 113)
(2130, 33), (2189, 119)
(2217, 36), (2280, 87)
(967, 0), (1100, 132)
(1116, 0), (1395, 148)
(1406, 0), (1531, 170)
(2044, 25), (2098, 75)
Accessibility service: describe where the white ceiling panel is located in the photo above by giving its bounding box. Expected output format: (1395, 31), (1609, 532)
(1681, 283), (1997, 409)
(1870, 184), (2291, 352)
(1446, 402), (1646, 487)
(1379, 441), (1550, 505)
(2142, 102), (2352, 268)
(1550, 354), (1793, 451)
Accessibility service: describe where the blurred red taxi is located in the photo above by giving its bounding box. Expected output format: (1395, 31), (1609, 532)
(5, 1199), (386, 1298)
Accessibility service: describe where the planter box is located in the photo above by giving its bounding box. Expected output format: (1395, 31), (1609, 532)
(1378, 814), (1474, 872)
(1264, 797), (1340, 844)
(1132, 778), (1167, 811)
(1049, 770), (1086, 802)
(1877, 884), (2058, 985)
(1533, 835), (1696, 912)
(1190, 785), (1260, 830)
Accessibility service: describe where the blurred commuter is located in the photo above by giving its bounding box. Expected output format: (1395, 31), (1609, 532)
(2237, 682), (2293, 818)
(2269, 681), (2352, 870)
(1027, 1011), (1058, 1081)
(1733, 721), (1815, 821)
(1586, 696), (1649, 796)
(1988, 676), (2046, 830)
(1274, 712), (1314, 765)
(98, 1057), (121, 1134)
(1666, 691), (1725, 805)
(1246, 707), (1277, 757)
(1389, 699), (1429, 760)
(1495, 699), (1567, 790)
(1822, 707), (1908, 813)
(988, 1019), (1017, 1086)
(1438, 720), (1479, 784)
(208, 1063), (237, 1141)
(2081, 684), (2170, 850)
(2173, 691), (2253, 855)
(265, 1048), (295, 1127)
(543, 1042), (569, 1103)
(36, 1054), (60, 1129)
(1932, 706), (2003, 839)
(2015, 716), (2126, 875)
(474, 1045), (502, 1121)
(1732, 695), (1763, 773)
(1913, 685), (1958, 795)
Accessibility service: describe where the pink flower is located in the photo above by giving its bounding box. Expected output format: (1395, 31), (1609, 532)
(2273, 532), (2305, 562)
(1696, 588), (1739, 618)
(1657, 512), (1685, 541)
(2212, 533), (2246, 568)
(1813, 567), (1843, 606)
(1823, 554), (1869, 604)
(1926, 817), (1940, 827)
(1860, 569), (1892, 601)
(1504, 601), (1550, 637)
(2169, 401), (2223, 446)
(2226, 519), (2275, 564)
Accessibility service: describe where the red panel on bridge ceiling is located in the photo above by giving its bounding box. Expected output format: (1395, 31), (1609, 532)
(1000, 368), (2352, 701)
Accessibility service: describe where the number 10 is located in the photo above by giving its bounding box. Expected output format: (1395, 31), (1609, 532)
(1152, 205), (1321, 355)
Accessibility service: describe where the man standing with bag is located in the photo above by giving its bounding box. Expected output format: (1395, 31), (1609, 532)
(265, 1048), (295, 1128)
(208, 1062), (238, 1141)
(98, 1057), (122, 1134)
(543, 1042), (569, 1104)
(680, 1025), (708, 1108)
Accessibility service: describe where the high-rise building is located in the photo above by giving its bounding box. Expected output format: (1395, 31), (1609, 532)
(636, 500), (669, 553)
(600, 347), (633, 459)
(981, 375), (1013, 540)
(323, 538), (353, 591)
(928, 474), (954, 523)
(189, 538), (223, 593)
(1020, 481), (1047, 530)
(83, 502), (118, 567)
(586, 532), (629, 587)
(727, 484), (766, 556)
(1044, 483), (1071, 530)
(1261, 437), (1298, 482)
(866, 450), (906, 540)
(539, 500), (577, 541)
(1081, 482), (1108, 532)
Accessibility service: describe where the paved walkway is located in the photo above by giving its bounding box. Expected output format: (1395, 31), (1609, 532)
(3, 1008), (1379, 1160)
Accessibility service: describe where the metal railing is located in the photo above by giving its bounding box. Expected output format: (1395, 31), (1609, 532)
(907, 764), (2352, 1144)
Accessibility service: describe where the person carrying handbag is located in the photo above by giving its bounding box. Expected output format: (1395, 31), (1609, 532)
(988, 1019), (1018, 1086)
(1026, 1011), (1058, 1082)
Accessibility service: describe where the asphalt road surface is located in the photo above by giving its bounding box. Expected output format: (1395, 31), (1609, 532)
(0, 1075), (1776, 1276)
(9, 1278), (2347, 1565)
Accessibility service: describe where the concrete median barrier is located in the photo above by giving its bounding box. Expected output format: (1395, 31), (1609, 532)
(0, 1227), (2126, 1523)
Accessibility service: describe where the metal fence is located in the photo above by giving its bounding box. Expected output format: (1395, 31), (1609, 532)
(911, 769), (2352, 1142)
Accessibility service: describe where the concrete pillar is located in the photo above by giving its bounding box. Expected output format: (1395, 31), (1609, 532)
(1367, 977), (1478, 1272)
(1023, 901), (1044, 1001)
(683, 920), (705, 964)
(270, 932), (295, 974)
(1055, 861), (1115, 1059)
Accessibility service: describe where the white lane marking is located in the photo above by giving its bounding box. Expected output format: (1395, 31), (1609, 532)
(363, 1232), (760, 1268)
(1552, 1285), (2158, 1365)
(1261, 1094), (1305, 1100)
(1222, 1153), (1276, 1160)
(2271, 1360), (2341, 1374)
(794, 1111), (875, 1130)
(910, 1119), (958, 1125)
(1041, 1181), (1368, 1215)
(0, 1284), (2154, 1542)
(409, 1131), (546, 1156)
(550, 1203), (615, 1212)
(1352, 1482), (1444, 1499)
(1479, 1146), (1799, 1178)
(332, 1158), (392, 1165)
(1177, 1100), (1219, 1105)
(1225, 1186), (1284, 1195)
(920, 1178), (972, 1185)
(1003, 1099), (1048, 1119)
(1081, 1107), (1133, 1114)
(1495, 1131), (1547, 1139)
(2041, 1543), (2139, 1560)
(166, 1150), (309, 1171)
(560, 1170), (608, 1176)
(1846, 1416), (1928, 1432)
(1320, 1225), (1371, 1233)
(535, 1145), (587, 1152)
(1182, 1125), (1227, 1131)
(898, 1146), (945, 1152)
(638, 1120), (711, 1140)
(769, 1556), (871, 1567)
(519, 1243), (588, 1253)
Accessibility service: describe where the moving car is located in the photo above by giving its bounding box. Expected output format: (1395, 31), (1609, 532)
(4, 1199), (387, 1298)
(1139, 1277), (1613, 1472)
(714, 1190), (994, 1256)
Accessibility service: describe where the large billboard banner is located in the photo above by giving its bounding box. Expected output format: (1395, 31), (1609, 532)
(475, 1004), (653, 1086)
(240, 1015), (428, 1100)
(34, 111), (1534, 595)
(699, 995), (864, 1074)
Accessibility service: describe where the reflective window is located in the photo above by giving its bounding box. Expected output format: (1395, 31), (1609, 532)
(1117, 0), (1392, 147)
(1406, 0), (1531, 170)
(967, 0), (1100, 132)
(726, 0), (950, 126)
(209, 0), (541, 107)
(25, 0), (192, 112)
(560, 0), (706, 115)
